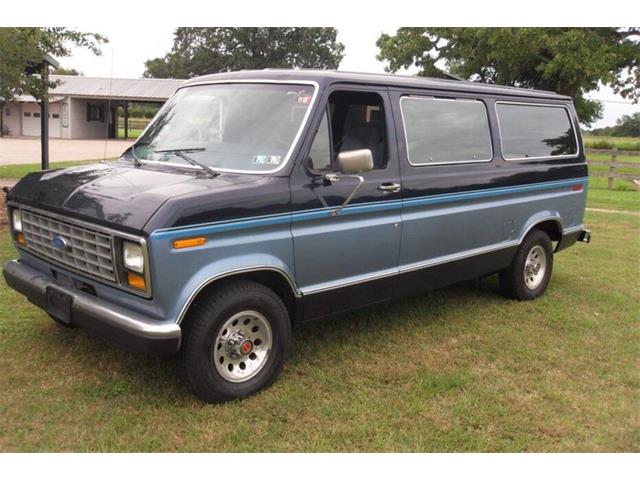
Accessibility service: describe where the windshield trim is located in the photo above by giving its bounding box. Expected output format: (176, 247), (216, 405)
(131, 79), (320, 175)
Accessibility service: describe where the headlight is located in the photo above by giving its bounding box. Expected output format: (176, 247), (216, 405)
(123, 241), (144, 273)
(12, 210), (23, 232)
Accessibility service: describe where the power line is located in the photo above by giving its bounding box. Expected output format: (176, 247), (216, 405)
(589, 98), (637, 105)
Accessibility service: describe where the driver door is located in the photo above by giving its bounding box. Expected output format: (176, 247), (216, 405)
(290, 87), (403, 320)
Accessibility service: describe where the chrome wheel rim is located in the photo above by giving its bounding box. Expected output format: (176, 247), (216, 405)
(213, 310), (273, 383)
(524, 245), (547, 290)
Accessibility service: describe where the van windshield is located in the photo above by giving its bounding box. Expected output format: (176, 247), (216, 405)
(123, 83), (315, 173)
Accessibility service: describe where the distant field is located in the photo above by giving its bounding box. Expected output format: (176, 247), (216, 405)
(584, 135), (640, 151)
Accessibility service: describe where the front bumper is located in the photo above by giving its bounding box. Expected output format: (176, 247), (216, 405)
(2, 260), (181, 356)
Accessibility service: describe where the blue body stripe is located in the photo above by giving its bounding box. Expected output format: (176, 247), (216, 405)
(150, 177), (588, 240)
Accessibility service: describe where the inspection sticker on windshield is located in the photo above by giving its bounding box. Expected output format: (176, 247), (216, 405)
(253, 155), (282, 165)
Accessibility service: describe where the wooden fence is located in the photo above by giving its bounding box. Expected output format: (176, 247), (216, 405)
(117, 117), (150, 131)
(586, 147), (640, 190)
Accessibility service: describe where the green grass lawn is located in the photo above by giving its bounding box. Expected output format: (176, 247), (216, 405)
(0, 160), (99, 179)
(0, 208), (638, 452)
(587, 177), (640, 212)
(117, 128), (143, 140)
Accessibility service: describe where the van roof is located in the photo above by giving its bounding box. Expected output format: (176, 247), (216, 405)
(181, 69), (572, 101)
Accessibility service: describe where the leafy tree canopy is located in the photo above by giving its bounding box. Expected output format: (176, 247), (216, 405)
(144, 27), (345, 79)
(590, 112), (640, 137)
(53, 66), (83, 76)
(0, 27), (106, 102)
(377, 28), (640, 126)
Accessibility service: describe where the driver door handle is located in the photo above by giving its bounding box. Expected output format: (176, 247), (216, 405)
(378, 182), (401, 193)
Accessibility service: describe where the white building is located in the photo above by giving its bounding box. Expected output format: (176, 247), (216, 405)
(1, 75), (183, 139)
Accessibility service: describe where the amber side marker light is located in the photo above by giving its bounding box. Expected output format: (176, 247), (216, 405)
(16, 232), (26, 246)
(572, 184), (583, 192)
(173, 237), (206, 249)
(127, 271), (147, 291)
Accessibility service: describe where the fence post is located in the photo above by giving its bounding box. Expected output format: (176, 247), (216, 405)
(608, 147), (618, 191)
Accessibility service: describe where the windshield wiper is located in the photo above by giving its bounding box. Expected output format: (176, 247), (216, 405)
(153, 148), (219, 177)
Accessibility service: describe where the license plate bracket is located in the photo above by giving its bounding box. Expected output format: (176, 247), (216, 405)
(46, 287), (73, 324)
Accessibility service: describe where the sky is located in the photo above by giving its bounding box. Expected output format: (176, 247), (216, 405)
(61, 26), (639, 130)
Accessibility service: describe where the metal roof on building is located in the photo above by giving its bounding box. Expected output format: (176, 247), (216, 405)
(13, 75), (184, 103)
(48, 75), (184, 101)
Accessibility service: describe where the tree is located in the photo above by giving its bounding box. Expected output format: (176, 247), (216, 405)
(590, 112), (640, 137)
(144, 27), (345, 79)
(0, 28), (105, 136)
(613, 112), (640, 137)
(376, 28), (640, 126)
(53, 66), (83, 76)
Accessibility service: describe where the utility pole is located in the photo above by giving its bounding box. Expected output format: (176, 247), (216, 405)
(25, 54), (59, 170)
(40, 62), (50, 170)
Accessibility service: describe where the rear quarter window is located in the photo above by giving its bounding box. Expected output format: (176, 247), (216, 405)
(400, 97), (493, 165)
(496, 103), (578, 160)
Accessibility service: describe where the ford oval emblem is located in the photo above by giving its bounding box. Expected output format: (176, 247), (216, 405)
(51, 235), (70, 251)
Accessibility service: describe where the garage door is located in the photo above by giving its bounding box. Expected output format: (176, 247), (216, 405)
(21, 104), (61, 138)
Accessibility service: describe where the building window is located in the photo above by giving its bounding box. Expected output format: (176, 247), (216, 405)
(4, 108), (11, 116)
(87, 104), (105, 122)
(24, 112), (32, 117)
(52, 113), (60, 119)
(400, 97), (493, 165)
(33, 112), (41, 118)
(496, 103), (578, 160)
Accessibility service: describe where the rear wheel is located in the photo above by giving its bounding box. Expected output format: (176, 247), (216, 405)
(179, 279), (291, 403)
(500, 229), (553, 301)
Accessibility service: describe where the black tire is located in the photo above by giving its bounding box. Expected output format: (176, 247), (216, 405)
(179, 279), (291, 403)
(48, 313), (77, 328)
(500, 229), (554, 301)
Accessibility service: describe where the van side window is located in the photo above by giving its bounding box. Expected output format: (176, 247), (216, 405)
(308, 110), (332, 171)
(308, 91), (389, 172)
(400, 97), (492, 165)
(496, 103), (578, 160)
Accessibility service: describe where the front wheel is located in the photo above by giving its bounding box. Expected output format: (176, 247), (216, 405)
(179, 279), (291, 403)
(500, 229), (553, 301)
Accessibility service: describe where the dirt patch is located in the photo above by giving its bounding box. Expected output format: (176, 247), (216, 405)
(1, 188), (8, 226)
(0, 179), (17, 226)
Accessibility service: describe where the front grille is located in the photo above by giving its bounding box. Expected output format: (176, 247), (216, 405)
(21, 209), (116, 282)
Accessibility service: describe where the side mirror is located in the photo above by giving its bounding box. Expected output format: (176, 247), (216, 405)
(336, 149), (374, 174)
(323, 149), (374, 216)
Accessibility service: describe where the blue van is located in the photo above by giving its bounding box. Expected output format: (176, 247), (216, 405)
(3, 70), (590, 402)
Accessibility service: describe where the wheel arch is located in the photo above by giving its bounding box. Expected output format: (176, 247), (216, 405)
(519, 215), (563, 244)
(177, 266), (301, 326)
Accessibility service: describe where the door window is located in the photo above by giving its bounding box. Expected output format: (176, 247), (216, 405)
(307, 90), (389, 171)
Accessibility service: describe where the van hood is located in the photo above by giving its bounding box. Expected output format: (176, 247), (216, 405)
(6, 161), (263, 233)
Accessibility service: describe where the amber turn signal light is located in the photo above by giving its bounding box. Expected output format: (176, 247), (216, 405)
(16, 232), (26, 246)
(127, 271), (146, 291)
(173, 236), (206, 249)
